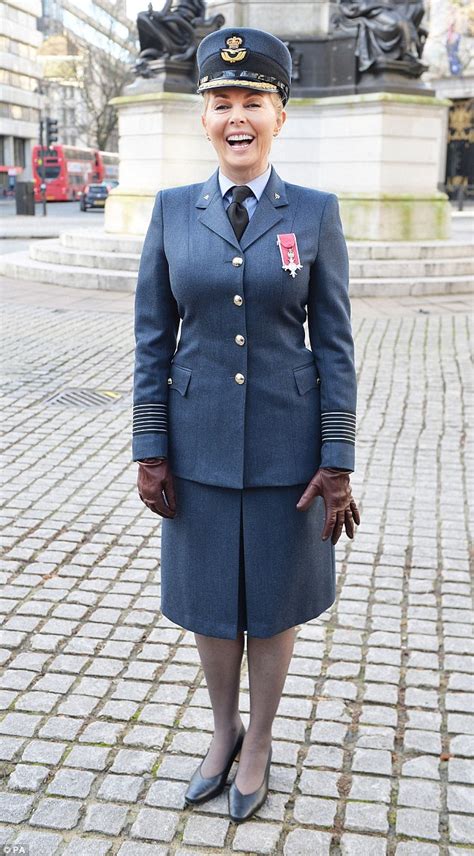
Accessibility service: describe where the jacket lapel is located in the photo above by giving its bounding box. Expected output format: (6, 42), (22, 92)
(195, 169), (241, 252)
(240, 167), (288, 251)
(195, 165), (289, 252)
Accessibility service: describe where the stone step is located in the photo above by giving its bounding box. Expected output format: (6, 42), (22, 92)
(30, 240), (140, 272)
(347, 240), (473, 260)
(31, 237), (474, 280)
(452, 209), (474, 240)
(349, 274), (473, 296)
(0, 251), (136, 292)
(60, 229), (474, 261)
(350, 257), (473, 278)
(61, 230), (143, 254)
(1, 248), (472, 297)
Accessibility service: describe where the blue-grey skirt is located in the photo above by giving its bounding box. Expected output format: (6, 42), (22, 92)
(160, 476), (335, 640)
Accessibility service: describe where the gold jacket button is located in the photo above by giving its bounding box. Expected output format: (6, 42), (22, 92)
(234, 373), (245, 384)
(232, 256), (243, 267)
(235, 334), (245, 346)
(233, 294), (243, 306)
(167, 377), (173, 384)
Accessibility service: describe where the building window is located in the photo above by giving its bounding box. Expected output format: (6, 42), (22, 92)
(13, 138), (26, 168)
(0, 136), (5, 165)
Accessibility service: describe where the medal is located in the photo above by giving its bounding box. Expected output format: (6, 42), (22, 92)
(277, 233), (303, 278)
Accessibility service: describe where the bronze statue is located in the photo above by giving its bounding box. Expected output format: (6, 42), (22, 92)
(331, 0), (428, 76)
(134, 1), (224, 77)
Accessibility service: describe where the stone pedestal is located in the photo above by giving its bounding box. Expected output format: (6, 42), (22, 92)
(105, 91), (214, 235)
(279, 92), (452, 240)
(205, 0), (330, 37)
(106, 88), (452, 240)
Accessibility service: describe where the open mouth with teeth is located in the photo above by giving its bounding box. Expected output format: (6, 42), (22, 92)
(226, 134), (255, 150)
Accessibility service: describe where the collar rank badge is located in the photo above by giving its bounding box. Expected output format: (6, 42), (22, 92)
(277, 233), (303, 278)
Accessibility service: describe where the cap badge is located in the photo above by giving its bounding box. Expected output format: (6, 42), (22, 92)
(221, 35), (247, 63)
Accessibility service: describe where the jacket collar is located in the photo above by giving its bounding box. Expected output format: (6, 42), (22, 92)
(218, 162), (272, 203)
(195, 164), (288, 252)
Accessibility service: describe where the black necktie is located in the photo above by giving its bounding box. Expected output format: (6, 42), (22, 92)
(227, 185), (254, 241)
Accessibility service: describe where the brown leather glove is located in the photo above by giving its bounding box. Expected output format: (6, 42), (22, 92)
(296, 467), (360, 544)
(137, 457), (177, 519)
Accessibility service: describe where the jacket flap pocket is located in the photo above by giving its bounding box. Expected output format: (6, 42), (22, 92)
(168, 363), (192, 396)
(293, 363), (320, 395)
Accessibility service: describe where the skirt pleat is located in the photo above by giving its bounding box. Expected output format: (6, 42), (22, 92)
(160, 476), (335, 639)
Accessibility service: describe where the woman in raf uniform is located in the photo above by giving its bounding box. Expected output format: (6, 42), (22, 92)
(133, 26), (360, 822)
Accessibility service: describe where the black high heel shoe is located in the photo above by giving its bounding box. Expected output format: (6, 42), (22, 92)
(228, 745), (272, 822)
(184, 724), (245, 805)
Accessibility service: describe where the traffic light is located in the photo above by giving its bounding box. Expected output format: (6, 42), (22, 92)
(46, 117), (58, 147)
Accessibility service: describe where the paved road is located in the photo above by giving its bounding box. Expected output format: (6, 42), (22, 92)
(0, 200), (104, 220)
(0, 276), (472, 855)
(0, 199), (104, 244)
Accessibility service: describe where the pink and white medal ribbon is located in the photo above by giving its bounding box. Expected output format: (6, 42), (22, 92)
(277, 233), (303, 278)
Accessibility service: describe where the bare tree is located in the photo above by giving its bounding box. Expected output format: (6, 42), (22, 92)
(70, 43), (133, 151)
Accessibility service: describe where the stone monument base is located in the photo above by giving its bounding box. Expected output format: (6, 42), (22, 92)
(276, 92), (452, 241)
(106, 88), (452, 241)
(339, 193), (450, 242)
(106, 89), (216, 235)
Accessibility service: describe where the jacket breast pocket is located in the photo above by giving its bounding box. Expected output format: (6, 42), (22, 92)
(293, 362), (320, 395)
(168, 363), (192, 396)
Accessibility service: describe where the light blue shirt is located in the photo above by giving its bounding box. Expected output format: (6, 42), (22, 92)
(219, 163), (272, 220)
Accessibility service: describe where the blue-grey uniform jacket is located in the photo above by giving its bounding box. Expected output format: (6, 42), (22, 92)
(132, 165), (357, 488)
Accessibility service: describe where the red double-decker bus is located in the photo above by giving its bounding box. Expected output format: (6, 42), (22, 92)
(98, 151), (119, 184)
(32, 145), (119, 202)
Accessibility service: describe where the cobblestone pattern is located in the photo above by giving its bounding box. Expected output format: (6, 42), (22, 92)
(0, 290), (472, 856)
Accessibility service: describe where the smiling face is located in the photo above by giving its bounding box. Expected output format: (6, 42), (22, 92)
(201, 87), (286, 184)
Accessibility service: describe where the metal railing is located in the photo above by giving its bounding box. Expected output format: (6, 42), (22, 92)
(437, 183), (474, 211)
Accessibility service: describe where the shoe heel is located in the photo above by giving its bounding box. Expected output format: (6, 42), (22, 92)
(184, 725), (246, 806)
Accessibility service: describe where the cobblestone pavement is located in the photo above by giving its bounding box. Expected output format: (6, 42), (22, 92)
(0, 276), (472, 856)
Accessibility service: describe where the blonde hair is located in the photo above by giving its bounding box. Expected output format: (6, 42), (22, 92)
(202, 89), (283, 119)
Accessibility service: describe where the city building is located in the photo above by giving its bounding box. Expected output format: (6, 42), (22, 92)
(0, 0), (135, 189)
(37, 33), (87, 149)
(37, 0), (136, 152)
(0, 0), (43, 188)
